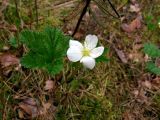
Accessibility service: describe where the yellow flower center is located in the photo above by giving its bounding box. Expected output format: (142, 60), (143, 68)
(82, 48), (90, 56)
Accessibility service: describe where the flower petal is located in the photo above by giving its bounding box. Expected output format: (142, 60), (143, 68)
(80, 56), (95, 69)
(67, 47), (82, 62)
(90, 46), (104, 58)
(84, 35), (98, 50)
(69, 40), (83, 49)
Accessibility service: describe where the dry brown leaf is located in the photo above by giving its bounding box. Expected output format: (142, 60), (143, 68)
(19, 102), (39, 118)
(18, 98), (39, 119)
(0, 53), (20, 75)
(44, 80), (55, 90)
(113, 46), (128, 64)
(142, 81), (152, 89)
(128, 44), (143, 62)
(23, 98), (37, 106)
(0, 53), (20, 68)
(17, 98), (54, 119)
(129, 4), (140, 13)
(121, 15), (142, 33)
(19, 98), (38, 116)
(121, 24), (132, 33)
(151, 77), (160, 90)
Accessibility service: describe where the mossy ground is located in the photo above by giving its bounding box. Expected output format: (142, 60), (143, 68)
(0, 0), (160, 119)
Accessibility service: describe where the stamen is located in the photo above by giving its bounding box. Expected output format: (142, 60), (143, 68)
(82, 48), (90, 56)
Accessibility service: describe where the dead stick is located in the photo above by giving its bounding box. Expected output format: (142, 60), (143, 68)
(72, 0), (91, 37)
(35, 0), (38, 26)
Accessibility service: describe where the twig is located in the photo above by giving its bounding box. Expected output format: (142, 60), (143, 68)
(35, 0), (38, 26)
(93, 0), (119, 19)
(107, 0), (120, 18)
(72, 0), (91, 37)
(14, 0), (20, 19)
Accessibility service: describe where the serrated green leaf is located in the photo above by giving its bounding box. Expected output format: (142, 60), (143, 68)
(44, 27), (70, 57)
(20, 26), (70, 75)
(21, 51), (50, 68)
(146, 62), (160, 75)
(143, 43), (160, 58)
(46, 59), (63, 75)
(20, 30), (51, 55)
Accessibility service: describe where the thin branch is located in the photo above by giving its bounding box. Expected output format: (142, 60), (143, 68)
(93, 0), (119, 19)
(107, 0), (120, 18)
(14, 0), (20, 19)
(35, 0), (38, 26)
(72, 0), (91, 37)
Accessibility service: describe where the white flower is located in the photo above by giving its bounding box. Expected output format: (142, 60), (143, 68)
(67, 34), (104, 69)
(158, 21), (160, 28)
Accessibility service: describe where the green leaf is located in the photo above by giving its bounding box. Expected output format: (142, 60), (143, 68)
(147, 23), (156, 31)
(145, 15), (156, 31)
(20, 26), (70, 75)
(146, 62), (160, 75)
(9, 37), (18, 48)
(96, 48), (109, 63)
(143, 43), (160, 58)
(21, 51), (49, 68)
(46, 59), (64, 75)
(69, 79), (80, 91)
(103, 48), (109, 55)
(96, 56), (109, 63)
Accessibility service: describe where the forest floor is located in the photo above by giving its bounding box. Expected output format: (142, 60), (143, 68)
(0, 0), (160, 120)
